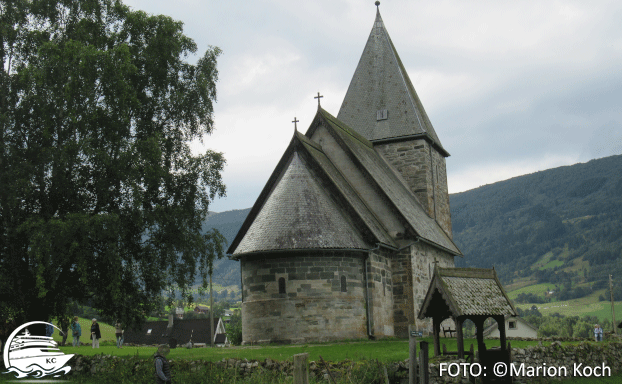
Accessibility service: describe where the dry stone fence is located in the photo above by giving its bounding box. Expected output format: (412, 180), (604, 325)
(59, 341), (622, 383)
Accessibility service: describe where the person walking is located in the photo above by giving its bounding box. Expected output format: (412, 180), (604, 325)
(594, 324), (603, 342)
(115, 320), (124, 348)
(71, 317), (82, 346)
(58, 317), (70, 346)
(90, 318), (101, 348)
(154, 344), (172, 384)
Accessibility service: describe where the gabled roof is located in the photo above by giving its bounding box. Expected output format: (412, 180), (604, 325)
(337, 8), (448, 156)
(308, 109), (461, 255)
(227, 127), (398, 256)
(418, 267), (517, 319)
(482, 316), (538, 337)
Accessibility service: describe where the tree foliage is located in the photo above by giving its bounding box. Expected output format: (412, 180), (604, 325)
(0, 0), (226, 336)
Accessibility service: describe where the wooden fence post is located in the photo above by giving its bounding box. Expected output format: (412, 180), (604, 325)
(409, 324), (418, 384)
(293, 353), (309, 384)
(419, 341), (429, 384)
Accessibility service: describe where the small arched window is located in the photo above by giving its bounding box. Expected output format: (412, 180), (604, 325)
(340, 275), (347, 292)
(278, 277), (286, 294)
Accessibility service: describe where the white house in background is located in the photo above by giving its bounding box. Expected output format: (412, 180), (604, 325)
(483, 316), (538, 339)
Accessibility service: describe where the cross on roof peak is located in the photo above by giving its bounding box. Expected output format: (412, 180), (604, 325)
(292, 117), (299, 130)
(314, 92), (323, 108)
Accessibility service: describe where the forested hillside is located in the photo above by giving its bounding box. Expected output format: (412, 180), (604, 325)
(205, 155), (622, 302)
(451, 154), (622, 299)
(201, 208), (251, 289)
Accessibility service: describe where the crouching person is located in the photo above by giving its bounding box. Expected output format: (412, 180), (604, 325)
(154, 344), (172, 384)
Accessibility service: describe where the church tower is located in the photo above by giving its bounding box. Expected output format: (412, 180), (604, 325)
(228, 3), (462, 344)
(338, 6), (453, 238)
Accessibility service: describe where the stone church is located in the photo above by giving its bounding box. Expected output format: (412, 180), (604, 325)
(227, 5), (462, 344)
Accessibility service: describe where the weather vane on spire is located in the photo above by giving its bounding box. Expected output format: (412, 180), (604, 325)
(314, 92), (323, 108)
(292, 117), (299, 130)
(375, 1), (380, 9)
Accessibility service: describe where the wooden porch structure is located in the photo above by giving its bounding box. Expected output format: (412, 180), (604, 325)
(418, 266), (518, 383)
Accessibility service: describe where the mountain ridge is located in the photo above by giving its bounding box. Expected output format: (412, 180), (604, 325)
(205, 154), (622, 299)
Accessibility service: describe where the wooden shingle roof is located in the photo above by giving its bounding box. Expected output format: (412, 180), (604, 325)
(418, 267), (517, 319)
(227, 108), (462, 257)
(337, 8), (448, 156)
(310, 109), (461, 255)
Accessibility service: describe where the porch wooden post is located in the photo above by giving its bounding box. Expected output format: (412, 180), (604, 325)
(432, 317), (441, 357)
(455, 316), (464, 359)
(496, 316), (507, 352)
(474, 317), (486, 355)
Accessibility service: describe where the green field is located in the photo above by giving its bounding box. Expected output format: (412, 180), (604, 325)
(532, 251), (565, 271)
(53, 337), (557, 363)
(515, 293), (622, 322)
(506, 283), (552, 300)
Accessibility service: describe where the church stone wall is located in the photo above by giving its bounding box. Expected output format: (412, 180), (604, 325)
(368, 248), (394, 337)
(430, 147), (452, 238)
(375, 140), (453, 238)
(240, 251), (368, 344)
(392, 241), (455, 338)
(375, 139), (432, 215)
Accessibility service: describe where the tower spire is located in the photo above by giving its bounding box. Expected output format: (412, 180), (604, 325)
(337, 5), (448, 156)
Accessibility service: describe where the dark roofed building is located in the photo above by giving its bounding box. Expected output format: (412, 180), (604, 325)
(227, 4), (461, 344)
(124, 317), (228, 347)
(194, 305), (210, 314)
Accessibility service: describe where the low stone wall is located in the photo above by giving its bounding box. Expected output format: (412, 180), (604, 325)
(66, 355), (389, 381)
(61, 341), (622, 383)
(430, 341), (622, 384)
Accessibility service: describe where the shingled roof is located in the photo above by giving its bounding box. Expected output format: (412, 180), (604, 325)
(228, 127), (400, 256)
(228, 108), (461, 257)
(308, 109), (461, 255)
(337, 8), (448, 156)
(418, 267), (517, 319)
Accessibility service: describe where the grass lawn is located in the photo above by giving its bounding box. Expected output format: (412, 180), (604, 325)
(56, 337), (559, 363)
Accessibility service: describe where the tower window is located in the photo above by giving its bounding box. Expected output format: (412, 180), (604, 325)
(278, 277), (286, 294)
(376, 109), (388, 121)
(340, 275), (347, 292)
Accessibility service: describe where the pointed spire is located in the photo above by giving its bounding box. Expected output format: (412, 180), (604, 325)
(337, 6), (448, 156)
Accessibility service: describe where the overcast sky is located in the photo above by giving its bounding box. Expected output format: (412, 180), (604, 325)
(125, 0), (622, 213)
